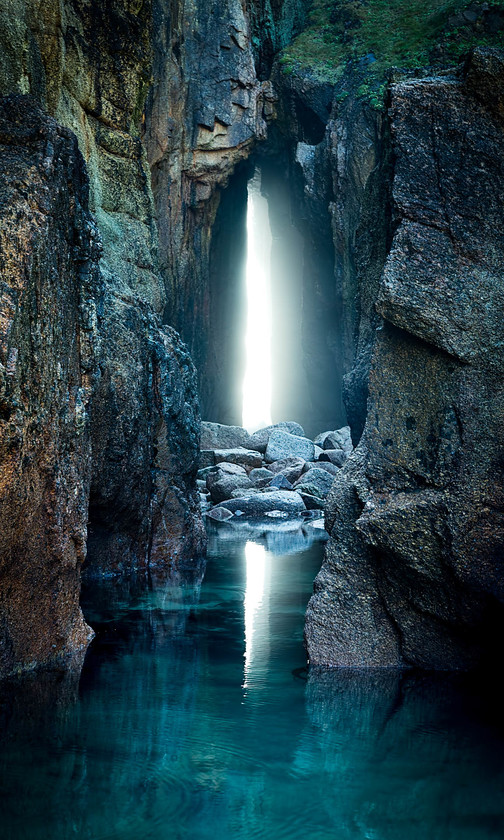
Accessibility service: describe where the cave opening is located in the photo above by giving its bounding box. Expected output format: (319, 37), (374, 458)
(208, 152), (344, 439)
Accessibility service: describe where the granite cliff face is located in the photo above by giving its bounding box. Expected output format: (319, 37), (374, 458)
(0, 0), (206, 675)
(0, 95), (100, 675)
(145, 0), (308, 423)
(306, 49), (504, 669)
(0, 0), (309, 675)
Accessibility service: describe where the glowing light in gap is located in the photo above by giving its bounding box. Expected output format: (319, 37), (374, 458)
(242, 171), (272, 433)
(243, 541), (266, 688)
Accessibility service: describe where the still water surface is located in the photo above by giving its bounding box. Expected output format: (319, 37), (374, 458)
(1, 520), (504, 840)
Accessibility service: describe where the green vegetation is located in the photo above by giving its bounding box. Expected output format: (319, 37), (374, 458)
(281, 0), (504, 105)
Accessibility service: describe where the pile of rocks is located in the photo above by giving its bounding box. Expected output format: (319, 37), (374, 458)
(198, 421), (353, 521)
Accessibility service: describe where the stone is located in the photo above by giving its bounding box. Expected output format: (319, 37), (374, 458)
(247, 421), (305, 453)
(315, 426), (353, 453)
(213, 490), (306, 517)
(269, 473), (293, 490)
(249, 467), (275, 486)
(199, 450), (216, 469)
(319, 449), (347, 467)
(207, 506), (234, 522)
(265, 430), (315, 463)
(214, 448), (263, 470)
(206, 463), (251, 503)
(200, 494), (212, 512)
(230, 488), (267, 499)
(299, 493), (325, 510)
(200, 422), (251, 450)
(314, 445), (324, 460)
(267, 456), (306, 483)
(294, 468), (335, 499)
(197, 466), (217, 480)
(312, 461), (341, 477)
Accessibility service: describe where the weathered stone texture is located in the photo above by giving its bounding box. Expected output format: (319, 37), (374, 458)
(0, 96), (100, 675)
(145, 0), (276, 423)
(0, 1), (206, 674)
(306, 50), (504, 670)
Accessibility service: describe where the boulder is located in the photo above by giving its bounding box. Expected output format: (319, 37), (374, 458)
(265, 430), (315, 464)
(267, 456), (306, 483)
(248, 421), (305, 453)
(207, 506), (234, 522)
(214, 448), (263, 470)
(312, 461), (340, 477)
(319, 449), (347, 467)
(206, 463), (251, 504)
(213, 490), (306, 517)
(249, 467), (275, 486)
(269, 473), (293, 490)
(299, 492), (325, 510)
(294, 467), (335, 499)
(230, 488), (268, 499)
(315, 426), (353, 453)
(197, 466), (217, 480)
(199, 450), (216, 469)
(201, 421), (251, 450)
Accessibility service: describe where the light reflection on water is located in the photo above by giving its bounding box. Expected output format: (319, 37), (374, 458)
(0, 523), (503, 840)
(243, 542), (268, 689)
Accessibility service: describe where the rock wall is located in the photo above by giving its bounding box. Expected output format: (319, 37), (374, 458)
(306, 50), (504, 670)
(145, 0), (277, 424)
(0, 96), (99, 675)
(0, 0), (205, 675)
(265, 67), (387, 436)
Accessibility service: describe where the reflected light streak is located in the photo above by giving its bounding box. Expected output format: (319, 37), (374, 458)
(243, 541), (266, 688)
(242, 171), (272, 433)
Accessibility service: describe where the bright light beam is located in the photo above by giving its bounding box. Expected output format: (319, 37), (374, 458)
(242, 171), (272, 433)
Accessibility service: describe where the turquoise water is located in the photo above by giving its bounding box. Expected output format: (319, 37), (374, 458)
(1, 520), (504, 840)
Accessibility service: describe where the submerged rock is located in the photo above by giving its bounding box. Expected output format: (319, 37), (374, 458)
(207, 506), (234, 522)
(212, 490), (306, 517)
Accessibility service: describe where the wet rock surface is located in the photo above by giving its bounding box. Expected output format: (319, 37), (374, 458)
(306, 50), (504, 670)
(200, 420), (352, 522)
(0, 96), (99, 676)
(0, 0), (207, 674)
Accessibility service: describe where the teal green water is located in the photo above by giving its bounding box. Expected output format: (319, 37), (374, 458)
(1, 521), (504, 840)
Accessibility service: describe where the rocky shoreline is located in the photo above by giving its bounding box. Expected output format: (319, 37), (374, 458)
(199, 420), (351, 520)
